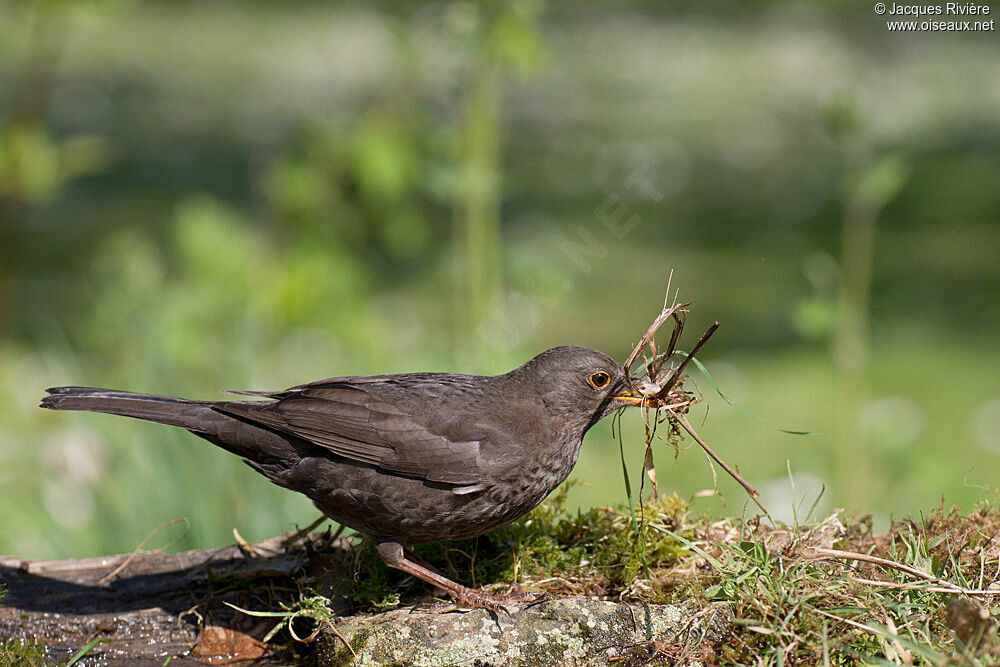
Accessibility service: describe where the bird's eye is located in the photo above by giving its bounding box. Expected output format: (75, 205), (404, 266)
(588, 371), (611, 390)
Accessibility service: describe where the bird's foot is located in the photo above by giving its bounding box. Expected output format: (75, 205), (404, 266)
(496, 582), (549, 606)
(451, 586), (512, 614)
(409, 589), (510, 615)
(409, 599), (462, 614)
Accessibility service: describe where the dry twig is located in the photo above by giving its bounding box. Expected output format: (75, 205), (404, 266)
(97, 517), (189, 585)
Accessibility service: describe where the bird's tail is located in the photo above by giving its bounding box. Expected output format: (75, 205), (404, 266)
(40, 387), (215, 432)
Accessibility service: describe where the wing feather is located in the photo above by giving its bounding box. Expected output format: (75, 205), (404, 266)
(214, 379), (483, 486)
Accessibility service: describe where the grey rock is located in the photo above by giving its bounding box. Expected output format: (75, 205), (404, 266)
(317, 598), (732, 666)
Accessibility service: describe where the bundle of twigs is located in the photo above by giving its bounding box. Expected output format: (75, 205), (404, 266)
(620, 276), (769, 517)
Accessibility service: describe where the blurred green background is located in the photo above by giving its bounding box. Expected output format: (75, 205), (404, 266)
(1, 0), (998, 560)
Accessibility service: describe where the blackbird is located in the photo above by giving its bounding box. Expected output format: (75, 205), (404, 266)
(41, 345), (646, 609)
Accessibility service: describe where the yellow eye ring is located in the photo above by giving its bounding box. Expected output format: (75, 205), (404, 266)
(588, 371), (611, 390)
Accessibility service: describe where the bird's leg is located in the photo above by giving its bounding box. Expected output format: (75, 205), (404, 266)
(400, 546), (450, 599)
(376, 540), (507, 613)
(402, 547), (444, 576)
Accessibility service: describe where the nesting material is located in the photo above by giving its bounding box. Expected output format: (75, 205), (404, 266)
(621, 283), (768, 516)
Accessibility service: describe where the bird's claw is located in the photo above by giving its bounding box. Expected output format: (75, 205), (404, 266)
(408, 588), (512, 615)
(455, 589), (512, 615)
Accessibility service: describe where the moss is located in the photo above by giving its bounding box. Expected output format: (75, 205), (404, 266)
(308, 482), (697, 613)
(322, 627), (373, 667)
(0, 638), (46, 667)
(405, 485), (695, 605)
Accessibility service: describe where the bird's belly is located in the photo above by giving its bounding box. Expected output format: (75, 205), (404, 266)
(289, 453), (575, 544)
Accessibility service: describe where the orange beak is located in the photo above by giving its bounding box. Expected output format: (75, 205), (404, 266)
(611, 384), (651, 406)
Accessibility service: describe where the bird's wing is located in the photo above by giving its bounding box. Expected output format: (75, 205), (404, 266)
(213, 378), (483, 486)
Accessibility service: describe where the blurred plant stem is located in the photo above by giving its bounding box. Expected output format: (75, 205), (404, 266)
(834, 150), (909, 506)
(454, 50), (503, 357)
(451, 1), (543, 362)
(9, 1), (67, 122)
(834, 172), (876, 507)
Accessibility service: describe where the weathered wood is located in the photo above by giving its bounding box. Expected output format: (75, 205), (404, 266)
(0, 531), (349, 665)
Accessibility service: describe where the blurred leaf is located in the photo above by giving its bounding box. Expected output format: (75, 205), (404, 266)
(352, 114), (420, 206)
(263, 248), (368, 329)
(172, 196), (268, 295)
(491, 1), (545, 75)
(91, 229), (166, 303)
(382, 209), (431, 259)
(849, 155), (911, 214)
(821, 96), (858, 137)
(0, 122), (108, 203)
(0, 123), (59, 202)
(59, 135), (110, 181)
(264, 158), (331, 220)
(792, 296), (838, 340)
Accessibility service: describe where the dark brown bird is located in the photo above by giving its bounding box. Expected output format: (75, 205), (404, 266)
(40, 346), (646, 609)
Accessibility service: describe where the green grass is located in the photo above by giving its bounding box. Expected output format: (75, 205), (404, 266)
(0, 638), (46, 667)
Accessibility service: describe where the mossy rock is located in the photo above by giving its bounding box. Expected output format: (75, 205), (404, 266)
(316, 599), (732, 666)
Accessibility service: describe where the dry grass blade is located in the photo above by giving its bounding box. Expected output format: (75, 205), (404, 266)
(850, 577), (1000, 595)
(810, 547), (948, 584)
(622, 301), (690, 386)
(811, 547), (1000, 596)
(97, 517), (190, 585)
(659, 322), (719, 398)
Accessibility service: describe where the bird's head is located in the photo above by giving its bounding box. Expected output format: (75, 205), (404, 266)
(509, 346), (649, 432)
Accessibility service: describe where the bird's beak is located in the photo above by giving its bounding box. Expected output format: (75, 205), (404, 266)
(610, 378), (656, 407)
(611, 390), (645, 406)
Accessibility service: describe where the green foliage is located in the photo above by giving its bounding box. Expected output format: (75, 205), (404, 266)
(63, 637), (102, 667)
(262, 111), (447, 268)
(0, 121), (107, 204)
(227, 592), (340, 643)
(491, 484), (690, 592)
(848, 155), (911, 216)
(0, 638), (46, 667)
